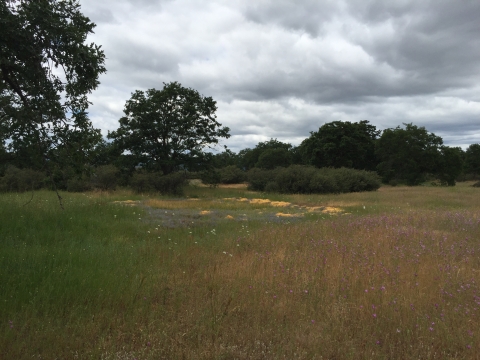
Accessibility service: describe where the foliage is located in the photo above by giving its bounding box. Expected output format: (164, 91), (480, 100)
(275, 165), (318, 193)
(218, 165), (246, 184)
(199, 169), (221, 188)
(0, 0), (106, 176)
(464, 144), (480, 178)
(309, 172), (340, 193)
(108, 82), (230, 175)
(129, 172), (154, 193)
(66, 176), (92, 192)
(246, 167), (282, 191)
(200, 165), (246, 187)
(89, 139), (122, 168)
(152, 172), (186, 195)
(90, 165), (120, 191)
(238, 139), (293, 170)
(436, 146), (464, 186)
(326, 167), (381, 193)
(210, 149), (238, 169)
(256, 148), (292, 169)
(247, 165), (380, 194)
(375, 123), (444, 185)
(0, 143), (13, 176)
(0, 165), (45, 192)
(299, 120), (379, 170)
(130, 171), (186, 195)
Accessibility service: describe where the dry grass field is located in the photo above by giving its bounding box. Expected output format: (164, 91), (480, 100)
(1, 183), (480, 359)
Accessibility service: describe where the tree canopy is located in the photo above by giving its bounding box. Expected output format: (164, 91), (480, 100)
(256, 148), (292, 169)
(375, 123), (444, 185)
(299, 120), (379, 170)
(464, 144), (480, 178)
(237, 139), (293, 170)
(437, 146), (464, 186)
(108, 82), (230, 175)
(0, 0), (105, 174)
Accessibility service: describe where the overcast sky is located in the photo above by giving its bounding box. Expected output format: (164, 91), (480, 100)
(80, 0), (480, 152)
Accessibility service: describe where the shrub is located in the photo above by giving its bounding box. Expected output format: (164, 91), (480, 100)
(185, 171), (200, 180)
(130, 172), (187, 195)
(329, 167), (381, 193)
(246, 165), (381, 194)
(264, 181), (280, 193)
(91, 165), (120, 191)
(275, 165), (317, 194)
(130, 172), (155, 193)
(246, 167), (281, 191)
(256, 148), (292, 169)
(151, 172), (186, 195)
(200, 169), (221, 188)
(309, 173), (339, 194)
(66, 177), (92, 192)
(0, 166), (45, 192)
(218, 165), (246, 184)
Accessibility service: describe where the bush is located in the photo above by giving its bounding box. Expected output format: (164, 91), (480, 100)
(0, 166), (45, 192)
(246, 165), (381, 194)
(91, 165), (120, 191)
(66, 177), (92, 192)
(184, 171), (200, 180)
(218, 165), (246, 184)
(130, 172), (154, 193)
(151, 172), (187, 195)
(246, 167), (281, 191)
(275, 165), (317, 193)
(256, 148), (292, 169)
(264, 181), (280, 193)
(330, 167), (380, 192)
(309, 173), (339, 194)
(200, 169), (221, 188)
(130, 172), (187, 195)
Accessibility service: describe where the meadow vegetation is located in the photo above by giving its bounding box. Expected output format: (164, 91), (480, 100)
(1, 183), (480, 359)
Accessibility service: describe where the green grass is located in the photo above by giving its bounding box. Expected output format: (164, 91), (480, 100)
(1, 184), (480, 359)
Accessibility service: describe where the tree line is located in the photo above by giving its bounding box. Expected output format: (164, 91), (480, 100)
(206, 122), (480, 187)
(1, 1), (480, 195)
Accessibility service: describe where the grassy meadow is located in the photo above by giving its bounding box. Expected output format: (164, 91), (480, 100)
(1, 183), (480, 359)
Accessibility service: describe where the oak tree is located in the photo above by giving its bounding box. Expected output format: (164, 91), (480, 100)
(108, 82), (230, 174)
(0, 0), (106, 176)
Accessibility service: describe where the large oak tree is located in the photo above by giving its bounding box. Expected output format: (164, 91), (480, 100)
(108, 82), (230, 175)
(0, 0), (106, 175)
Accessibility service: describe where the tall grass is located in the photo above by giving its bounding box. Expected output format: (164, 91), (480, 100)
(1, 184), (480, 359)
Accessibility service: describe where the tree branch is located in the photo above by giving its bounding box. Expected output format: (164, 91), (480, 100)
(0, 64), (30, 108)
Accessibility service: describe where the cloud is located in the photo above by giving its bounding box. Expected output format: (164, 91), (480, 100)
(79, 0), (480, 151)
